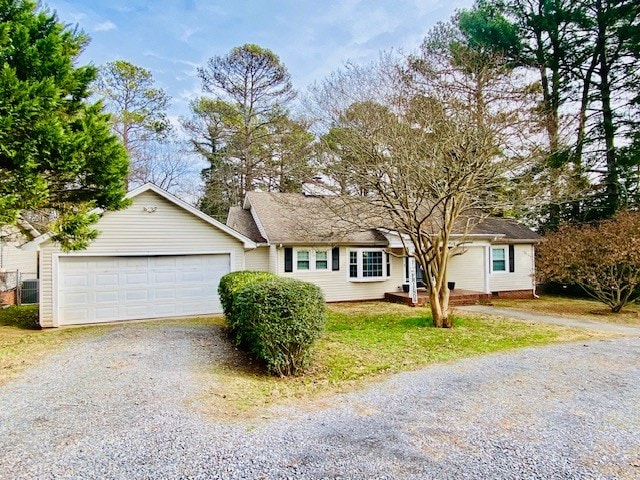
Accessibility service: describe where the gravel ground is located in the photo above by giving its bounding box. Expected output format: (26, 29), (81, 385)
(0, 321), (639, 479)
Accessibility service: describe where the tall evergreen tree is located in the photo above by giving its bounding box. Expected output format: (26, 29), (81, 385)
(0, 0), (129, 250)
(94, 60), (172, 188)
(468, 0), (640, 227)
(182, 44), (313, 220)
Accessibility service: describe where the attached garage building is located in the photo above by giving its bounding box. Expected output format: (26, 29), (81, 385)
(28, 184), (255, 327)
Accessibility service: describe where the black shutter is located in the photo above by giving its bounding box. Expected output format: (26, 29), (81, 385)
(332, 247), (340, 271)
(284, 247), (293, 272)
(508, 245), (515, 272)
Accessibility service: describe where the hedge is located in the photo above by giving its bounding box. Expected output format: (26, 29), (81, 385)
(219, 273), (326, 376)
(218, 270), (276, 341)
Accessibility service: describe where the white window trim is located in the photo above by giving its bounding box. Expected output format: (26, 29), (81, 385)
(490, 246), (508, 274)
(293, 248), (331, 273)
(347, 248), (390, 282)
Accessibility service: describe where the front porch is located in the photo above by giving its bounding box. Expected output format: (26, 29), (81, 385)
(385, 288), (492, 307)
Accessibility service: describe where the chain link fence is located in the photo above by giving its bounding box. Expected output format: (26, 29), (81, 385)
(0, 271), (38, 305)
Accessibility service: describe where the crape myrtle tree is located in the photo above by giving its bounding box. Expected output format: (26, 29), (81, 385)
(537, 210), (640, 312)
(182, 44), (314, 221)
(0, 0), (129, 251)
(308, 41), (540, 327)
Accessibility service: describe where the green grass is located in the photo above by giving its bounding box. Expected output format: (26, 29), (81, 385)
(0, 304), (40, 329)
(0, 306), (84, 385)
(202, 301), (605, 418)
(493, 294), (640, 325)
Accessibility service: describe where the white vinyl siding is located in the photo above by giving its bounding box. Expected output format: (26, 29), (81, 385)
(446, 246), (487, 292)
(245, 247), (270, 271)
(0, 244), (37, 276)
(490, 244), (536, 292)
(0, 227), (38, 275)
(278, 246), (403, 302)
(39, 190), (247, 327)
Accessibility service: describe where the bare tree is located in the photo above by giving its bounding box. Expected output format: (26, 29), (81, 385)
(307, 50), (540, 327)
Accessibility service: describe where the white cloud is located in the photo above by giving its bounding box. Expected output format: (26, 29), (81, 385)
(179, 26), (200, 43)
(94, 20), (117, 32)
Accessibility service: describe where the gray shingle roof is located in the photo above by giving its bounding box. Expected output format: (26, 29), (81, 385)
(241, 192), (387, 245)
(226, 207), (267, 243)
(470, 217), (541, 241)
(229, 192), (540, 245)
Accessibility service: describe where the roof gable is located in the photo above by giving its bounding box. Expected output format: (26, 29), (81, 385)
(23, 183), (256, 250)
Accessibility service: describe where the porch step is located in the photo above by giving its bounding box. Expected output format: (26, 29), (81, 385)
(385, 290), (492, 307)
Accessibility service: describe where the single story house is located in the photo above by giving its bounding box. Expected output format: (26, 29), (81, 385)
(228, 191), (541, 303)
(25, 184), (540, 327)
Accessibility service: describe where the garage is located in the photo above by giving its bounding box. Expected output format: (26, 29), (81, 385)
(57, 254), (230, 325)
(26, 183), (256, 328)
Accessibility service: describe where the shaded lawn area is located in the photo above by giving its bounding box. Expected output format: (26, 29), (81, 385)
(203, 301), (606, 418)
(493, 294), (640, 325)
(0, 305), (93, 386)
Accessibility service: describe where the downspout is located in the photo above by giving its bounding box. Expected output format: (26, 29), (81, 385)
(532, 243), (539, 299)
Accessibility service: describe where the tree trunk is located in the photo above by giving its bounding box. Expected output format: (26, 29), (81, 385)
(594, 0), (620, 216)
(429, 284), (452, 328)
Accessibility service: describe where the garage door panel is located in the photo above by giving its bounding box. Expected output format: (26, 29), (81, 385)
(95, 308), (119, 321)
(95, 291), (119, 303)
(96, 274), (118, 286)
(58, 254), (229, 325)
(154, 272), (176, 284)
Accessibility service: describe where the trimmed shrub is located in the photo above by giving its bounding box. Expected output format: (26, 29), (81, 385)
(218, 271), (276, 340)
(233, 277), (326, 376)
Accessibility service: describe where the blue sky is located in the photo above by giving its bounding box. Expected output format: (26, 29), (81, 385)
(44, 0), (473, 123)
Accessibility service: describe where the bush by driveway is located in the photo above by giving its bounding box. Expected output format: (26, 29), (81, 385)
(0, 318), (638, 479)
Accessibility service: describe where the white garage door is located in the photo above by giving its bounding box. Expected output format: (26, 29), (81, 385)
(57, 254), (230, 325)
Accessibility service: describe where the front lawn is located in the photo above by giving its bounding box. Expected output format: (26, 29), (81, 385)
(493, 294), (640, 325)
(0, 306), (91, 386)
(202, 301), (604, 418)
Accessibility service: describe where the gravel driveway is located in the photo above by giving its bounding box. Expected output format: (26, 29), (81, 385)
(0, 320), (639, 479)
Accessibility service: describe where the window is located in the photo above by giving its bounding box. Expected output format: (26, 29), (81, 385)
(297, 250), (310, 270)
(316, 250), (328, 270)
(492, 247), (506, 272)
(349, 251), (358, 278)
(362, 251), (383, 277)
(348, 249), (389, 281)
(292, 248), (331, 272)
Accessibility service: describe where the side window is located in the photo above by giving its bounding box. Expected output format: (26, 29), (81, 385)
(316, 250), (328, 270)
(349, 251), (358, 278)
(297, 250), (310, 270)
(492, 247), (506, 272)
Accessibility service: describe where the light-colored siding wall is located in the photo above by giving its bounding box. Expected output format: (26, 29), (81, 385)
(489, 244), (535, 292)
(1, 227), (38, 276)
(447, 246), (487, 292)
(1, 244), (37, 276)
(275, 246), (405, 302)
(245, 247), (269, 271)
(39, 190), (247, 327)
